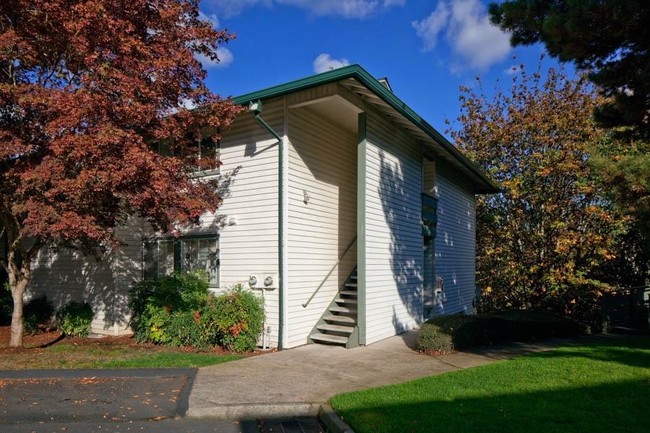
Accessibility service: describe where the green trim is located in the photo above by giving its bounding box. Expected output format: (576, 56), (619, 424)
(233, 65), (499, 194)
(357, 112), (367, 346)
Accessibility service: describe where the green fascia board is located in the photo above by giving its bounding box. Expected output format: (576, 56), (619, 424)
(233, 64), (499, 194)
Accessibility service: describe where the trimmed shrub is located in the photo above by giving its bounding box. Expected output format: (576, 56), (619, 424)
(206, 285), (265, 353)
(56, 301), (94, 337)
(418, 310), (583, 353)
(24, 295), (54, 334)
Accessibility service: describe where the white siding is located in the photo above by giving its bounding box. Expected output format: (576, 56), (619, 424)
(434, 163), (476, 315)
(28, 218), (145, 335)
(363, 112), (423, 345)
(214, 98), (284, 347)
(286, 106), (357, 348)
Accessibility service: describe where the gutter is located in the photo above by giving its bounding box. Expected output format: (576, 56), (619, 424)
(247, 99), (286, 350)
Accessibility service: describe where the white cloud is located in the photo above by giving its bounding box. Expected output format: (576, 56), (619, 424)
(412, 1), (449, 51)
(202, 0), (403, 19)
(195, 10), (233, 69)
(313, 53), (350, 73)
(198, 10), (220, 29)
(196, 47), (234, 69)
(412, 0), (511, 70)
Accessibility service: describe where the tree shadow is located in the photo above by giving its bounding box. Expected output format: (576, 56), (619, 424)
(378, 150), (422, 334)
(28, 220), (146, 334)
(523, 335), (650, 369)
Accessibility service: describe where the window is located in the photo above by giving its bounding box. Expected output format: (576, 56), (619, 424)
(144, 236), (219, 287)
(154, 134), (220, 173)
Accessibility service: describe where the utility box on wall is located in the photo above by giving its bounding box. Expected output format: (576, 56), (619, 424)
(248, 274), (278, 290)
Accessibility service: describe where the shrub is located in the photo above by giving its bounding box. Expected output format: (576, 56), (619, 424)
(56, 301), (94, 337)
(418, 310), (583, 353)
(207, 285), (265, 352)
(129, 271), (209, 331)
(130, 274), (265, 352)
(24, 295), (54, 334)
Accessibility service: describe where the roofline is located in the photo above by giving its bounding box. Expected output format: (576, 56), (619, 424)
(233, 65), (499, 193)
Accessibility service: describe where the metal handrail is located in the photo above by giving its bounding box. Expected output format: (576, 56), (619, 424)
(302, 236), (358, 308)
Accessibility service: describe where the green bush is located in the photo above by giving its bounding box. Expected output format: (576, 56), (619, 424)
(130, 274), (265, 352)
(24, 295), (54, 334)
(129, 271), (209, 331)
(56, 301), (94, 337)
(418, 310), (583, 353)
(207, 285), (265, 352)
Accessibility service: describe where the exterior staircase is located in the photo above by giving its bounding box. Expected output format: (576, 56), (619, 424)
(309, 268), (359, 348)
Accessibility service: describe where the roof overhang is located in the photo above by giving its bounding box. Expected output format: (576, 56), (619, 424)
(233, 65), (499, 194)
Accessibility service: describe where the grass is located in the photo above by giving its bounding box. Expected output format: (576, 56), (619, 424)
(46, 344), (244, 369)
(0, 339), (244, 370)
(330, 336), (650, 433)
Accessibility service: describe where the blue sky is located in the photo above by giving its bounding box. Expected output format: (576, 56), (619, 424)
(197, 0), (566, 138)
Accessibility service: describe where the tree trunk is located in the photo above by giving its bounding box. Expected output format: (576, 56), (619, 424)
(7, 247), (31, 348)
(9, 280), (26, 347)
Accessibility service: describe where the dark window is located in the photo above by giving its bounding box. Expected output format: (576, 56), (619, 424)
(144, 236), (219, 286)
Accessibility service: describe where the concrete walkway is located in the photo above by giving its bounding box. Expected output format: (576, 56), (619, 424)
(187, 331), (568, 419)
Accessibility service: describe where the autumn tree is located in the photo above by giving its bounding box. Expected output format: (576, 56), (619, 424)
(450, 63), (627, 327)
(0, 0), (241, 346)
(489, 0), (650, 256)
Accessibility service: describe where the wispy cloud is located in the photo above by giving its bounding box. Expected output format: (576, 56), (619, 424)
(203, 0), (404, 19)
(196, 47), (234, 69)
(196, 10), (233, 69)
(313, 54), (350, 73)
(412, 0), (511, 71)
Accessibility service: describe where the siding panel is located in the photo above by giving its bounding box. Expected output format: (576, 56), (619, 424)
(216, 98), (284, 347)
(286, 106), (357, 348)
(434, 163), (477, 315)
(363, 112), (423, 345)
(28, 218), (146, 335)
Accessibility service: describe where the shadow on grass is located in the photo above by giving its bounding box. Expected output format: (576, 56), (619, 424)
(335, 379), (650, 433)
(524, 335), (650, 369)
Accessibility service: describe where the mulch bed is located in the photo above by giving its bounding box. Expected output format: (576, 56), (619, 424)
(0, 326), (139, 354)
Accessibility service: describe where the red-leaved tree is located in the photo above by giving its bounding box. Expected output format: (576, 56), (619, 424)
(0, 0), (242, 346)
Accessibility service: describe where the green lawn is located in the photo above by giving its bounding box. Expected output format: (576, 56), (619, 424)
(47, 344), (244, 369)
(330, 336), (650, 433)
(0, 339), (244, 370)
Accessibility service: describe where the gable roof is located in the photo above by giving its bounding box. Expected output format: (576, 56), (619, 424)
(233, 64), (499, 194)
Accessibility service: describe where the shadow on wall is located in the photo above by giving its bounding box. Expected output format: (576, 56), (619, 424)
(378, 151), (422, 335)
(28, 223), (147, 334)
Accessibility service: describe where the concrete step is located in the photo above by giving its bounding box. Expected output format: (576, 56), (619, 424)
(345, 283), (358, 288)
(329, 305), (357, 314)
(317, 323), (354, 334)
(323, 314), (356, 324)
(339, 290), (357, 297)
(335, 297), (358, 305)
(310, 333), (348, 345)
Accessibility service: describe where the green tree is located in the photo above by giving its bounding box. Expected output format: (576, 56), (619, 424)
(489, 0), (650, 138)
(450, 63), (627, 327)
(0, 0), (241, 347)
